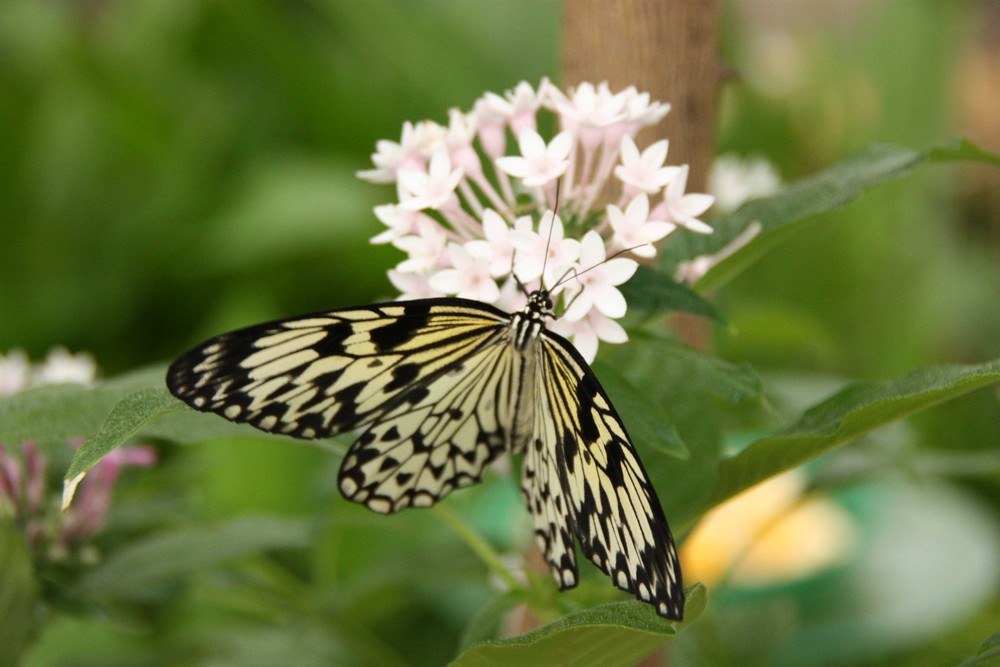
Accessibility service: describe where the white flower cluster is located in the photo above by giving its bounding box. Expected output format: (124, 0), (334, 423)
(0, 347), (96, 396)
(708, 154), (781, 214)
(357, 80), (714, 362)
(673, 154), (780, 285)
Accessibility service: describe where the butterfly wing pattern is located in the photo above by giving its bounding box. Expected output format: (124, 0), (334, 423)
(167, 291), (684, 619)
(167, 299), (515, 512)
(533, 332), (683, 619)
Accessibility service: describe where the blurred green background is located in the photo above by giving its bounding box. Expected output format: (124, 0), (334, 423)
(2, 1), (1000, 666)
(0, 0), (560, 372)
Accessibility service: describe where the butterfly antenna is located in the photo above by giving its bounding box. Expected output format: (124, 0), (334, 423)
(510, 248), (529, 298)
(539, 180), (562, 288)
(550, 243), (650, 321)
(551, 242), (651, 292)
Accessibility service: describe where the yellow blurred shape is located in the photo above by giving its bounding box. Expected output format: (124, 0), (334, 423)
(682, 471), (858, 587)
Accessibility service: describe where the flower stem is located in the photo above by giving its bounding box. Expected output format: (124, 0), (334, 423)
(431, 503), (525, 592)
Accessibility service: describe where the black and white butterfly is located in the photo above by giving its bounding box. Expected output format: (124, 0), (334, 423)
(166, 287), (684, 619)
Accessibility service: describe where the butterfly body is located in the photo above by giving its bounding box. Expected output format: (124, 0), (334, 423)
(167, 289), (684, 619)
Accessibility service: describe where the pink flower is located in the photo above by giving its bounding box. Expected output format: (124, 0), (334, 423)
(393, 218), (448, 273)
(356, 120), (441, 183)
(63, 445), (156, 544)
(548, 81), (628, 149)
(445, 108), (483, 179)
(475, 79), (547, 141)
(370, 205), (429, 245)
(1, 440), (156, 560)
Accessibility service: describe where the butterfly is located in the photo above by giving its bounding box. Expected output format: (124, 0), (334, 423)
(166, 287), (684, 619)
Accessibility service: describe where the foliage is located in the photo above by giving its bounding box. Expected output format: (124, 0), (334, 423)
(2, 1), (999, 666)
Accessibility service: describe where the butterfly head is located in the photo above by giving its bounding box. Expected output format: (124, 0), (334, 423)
(526, 289), (554, 318)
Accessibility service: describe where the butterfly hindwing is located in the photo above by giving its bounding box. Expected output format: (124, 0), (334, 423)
(521, 353), (579, 589)
(338, 333), (518, 513)
(535, 332), (684, 619)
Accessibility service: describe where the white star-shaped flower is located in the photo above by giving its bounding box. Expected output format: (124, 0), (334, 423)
(407, 120), (448, 159)
(606, 194), (675, 258)
(393, 218), (448, 273)
(428, 243), (500, 303)
(614, 136), (681, 196)
(512, 212), (581, 285)
(356, 120), (444, 183)
(549, 307), (628, 364)
(495, 129), (573, 188)
(478, 80), (546, 130)
(474, 80), (548, 159)
(370, 204), (432, 245)
(464, 210), (532, 278)
(563, 231), (637, 321)
(398, 147), (464, 212)
(547, 81), (628, 149)
(388, 269), (441, 300)
(622, 87), (671, 131)
(356, 129), (418, 184)
(652, 164), (714, 234)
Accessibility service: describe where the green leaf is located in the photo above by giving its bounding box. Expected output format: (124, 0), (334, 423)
(0, 365), (269, 452)
(928, 137), (1000, 167)
(0, 365), (326, 502)
(625, 335), (763, 405)
(147, 397), (329, 446)
(450, 584), (706, 667)
(63, 388), (177, 483)
(458, 591), (531, 652)
(664, 138), (1000, 292)
(958, 629), (1000, 667)
(707, 358), (1000, 508)
(592, 362), (688, 459)
(620, 266), (725, 322)
(0, 524), (38, 667)
(663, 144), (926, 290)
(74, 515), (313, 602)
(0, 366), (166, 447)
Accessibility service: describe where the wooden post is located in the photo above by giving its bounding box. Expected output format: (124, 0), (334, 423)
(562, 0), (720, 193)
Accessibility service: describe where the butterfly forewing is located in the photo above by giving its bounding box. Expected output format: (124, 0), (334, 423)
(167, 291), (684, 620)
(167, 299), (508, 439)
